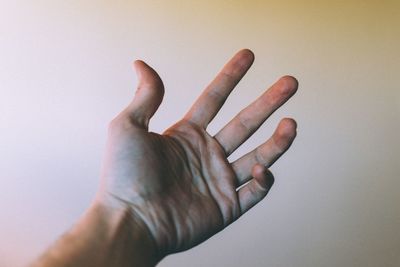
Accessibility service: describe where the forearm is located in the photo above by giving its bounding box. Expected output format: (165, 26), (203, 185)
(31, 201), (161, 267)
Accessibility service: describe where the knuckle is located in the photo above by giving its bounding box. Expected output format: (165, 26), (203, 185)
(238, 113), (254, 132)
(207, 88), (225, 104)
(255, 147), (266, 165)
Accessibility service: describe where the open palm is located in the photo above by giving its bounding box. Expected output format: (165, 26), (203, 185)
(98, 49), (298, 258)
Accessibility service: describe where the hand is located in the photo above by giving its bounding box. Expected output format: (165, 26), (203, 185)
(97, 49), (298, 261)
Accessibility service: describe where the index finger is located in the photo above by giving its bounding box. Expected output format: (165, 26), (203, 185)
(184, 49), (255, 127)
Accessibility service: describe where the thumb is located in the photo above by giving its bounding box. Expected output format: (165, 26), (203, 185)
(127, 60), (164, 129)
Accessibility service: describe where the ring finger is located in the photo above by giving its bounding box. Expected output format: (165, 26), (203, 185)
(232, 118), (297, 186)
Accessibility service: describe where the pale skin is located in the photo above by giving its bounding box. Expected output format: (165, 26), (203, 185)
(31, 49), (298, 267)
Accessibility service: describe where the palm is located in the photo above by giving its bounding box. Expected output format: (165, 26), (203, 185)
(99, 50), (298, 256)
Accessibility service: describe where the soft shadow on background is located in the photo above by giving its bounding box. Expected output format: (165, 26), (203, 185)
(0, 1), (399, 266)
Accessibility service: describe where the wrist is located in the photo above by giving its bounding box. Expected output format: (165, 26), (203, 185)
(31, 199), (161, 267)
(90, 198), (162, 267)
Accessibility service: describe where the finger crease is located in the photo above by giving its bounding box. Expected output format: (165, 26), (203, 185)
(255, 147), (266, 165)
(238, 113), (253, 133)
(207, 89), (226, 103)
(221, 70), (239, 82)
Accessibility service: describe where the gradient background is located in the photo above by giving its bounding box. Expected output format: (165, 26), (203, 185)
(1, 1), (399, 266)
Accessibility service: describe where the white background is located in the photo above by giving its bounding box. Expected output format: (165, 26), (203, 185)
(0, 1), (399, 266)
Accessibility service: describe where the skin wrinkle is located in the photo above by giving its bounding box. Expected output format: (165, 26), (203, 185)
(106, 133), (194, 253)
(195, 159), (226, 230)
(237, 110), (254, 133)
(206, 84), (229, 103)
(186, 142), (227, 227)
(163, 124), (226, 247)
(160, 140), (195, 251)
(162, 158), (198, 251)
(218, 70), (242, 87)
(203, 157), (230, 225)
(194, 83), (231, 126)
(159, 200), (177, 252)
(133, 196), (174, 254)
(254, 176), (268, 192)
(255, 146), (266, 166)
(171, 195), (188, 250)
(168, 122), (236, 227)
(225, 112), (261, 156)
(204, 141), (240, 225)
(105, 192), (161, 257)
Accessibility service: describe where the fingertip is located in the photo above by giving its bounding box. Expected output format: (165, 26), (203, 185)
(233, 49), (255, 71)
(239, 48), (255, 62)
(126, 60), (165, 128)
(133, 60), (144, 79)
(278, 75), (298, 96)
(272, 118), (297, 151)
(278, 118), (297, 138)
(133, 59), (144, 66)
(281, 75), (298, 89)
(251, 164), (274, 190)
(133, 59), (147, 70)
(132, 60), (164, 91)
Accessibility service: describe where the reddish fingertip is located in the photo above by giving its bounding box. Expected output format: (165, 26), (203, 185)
(278, 118), (297, 137)
(234, 49), (255, 69)
(282, 117), (297, 129)
(133, 60), (146, 71)
(278, 75), (298, 95)
(239, 48), (255, 61)
(133, 59), (144, 65)
(282, 75), (298, 88)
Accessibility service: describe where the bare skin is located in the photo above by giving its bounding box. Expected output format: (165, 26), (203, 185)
(32, 49), (298, 267)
